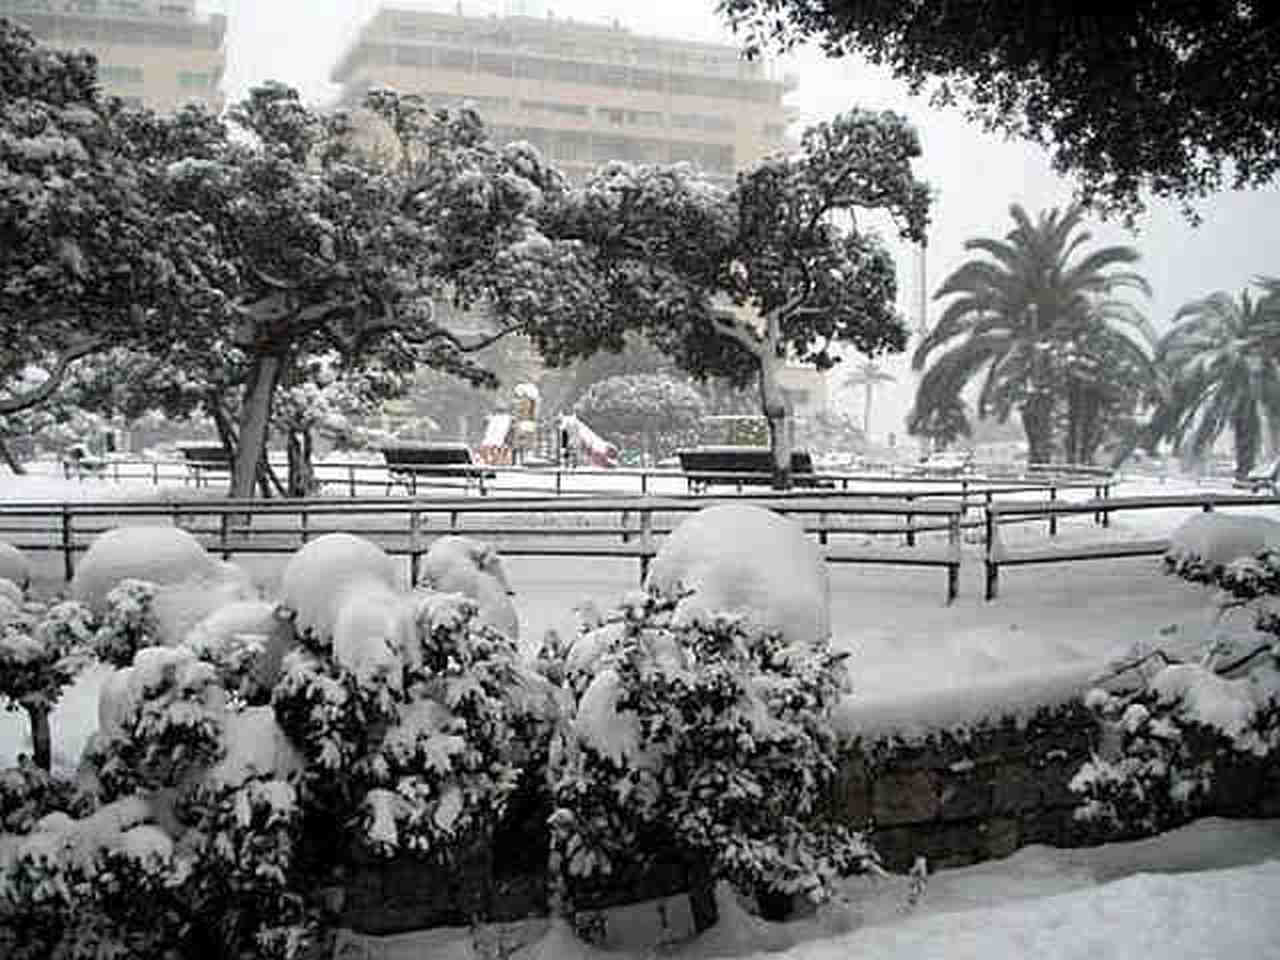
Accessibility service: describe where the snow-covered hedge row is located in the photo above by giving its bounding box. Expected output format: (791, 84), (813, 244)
(1, 528), (868, 953)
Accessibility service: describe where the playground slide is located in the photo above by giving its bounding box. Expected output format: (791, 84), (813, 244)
(480, 413), (512, 450)
(566, 415), (619, 468)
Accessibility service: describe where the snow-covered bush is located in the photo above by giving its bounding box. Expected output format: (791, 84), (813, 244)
(90, 578), (160, 667)
(1076, 539), (1280, 834)
(273, 588), (558, 864)
(547, 590), (870, 922)
(70, 526), (219, 615)
(0, 596), (93, 771)
(645, 503), (831, 648)
(419, 535), (519, 641)
(1072, 659), (1280, 833)
(1163, 513), (1280, 583)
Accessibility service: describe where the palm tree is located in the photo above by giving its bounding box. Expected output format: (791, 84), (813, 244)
(1149, 280), (1280, 478)
(912, 203), (1151, 464)
(844, 358), (896, 439)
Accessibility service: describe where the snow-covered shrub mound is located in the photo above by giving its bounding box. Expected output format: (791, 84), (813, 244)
(187, 600), (290, 699)
(645, 503), (830, 648)
(272, 588), (559, 865)
(0, 542), (30, 592)
(279, 533), (401, 641)
(419, 535), (519, 641)
(548, 591), (868, 922)
(0, 579), (21, 613)
(1074, 654), (1280, 834)
(71, 526), (218, 615)
(1164, 513), (1280, 582)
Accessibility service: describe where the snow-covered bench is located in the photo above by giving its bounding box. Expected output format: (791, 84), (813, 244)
(677, 447), (834, 493)
(178, 444), (232, 487)
(381, 443), (495, 495)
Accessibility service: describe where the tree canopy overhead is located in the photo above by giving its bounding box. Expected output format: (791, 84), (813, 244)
(717, 1), (1280, 222)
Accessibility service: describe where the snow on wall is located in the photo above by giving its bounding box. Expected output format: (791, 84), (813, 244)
(836, 660), (1102, 743)
(645, 504), (830, 648)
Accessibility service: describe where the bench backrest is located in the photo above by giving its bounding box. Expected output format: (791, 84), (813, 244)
(178, 444), (230, 466)
(382, 444), (475, 467)
(677, 447), (816, 475)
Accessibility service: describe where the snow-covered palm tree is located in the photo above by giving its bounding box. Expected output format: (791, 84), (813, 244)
(911, 204), (1151, 464)
(1149, 280), (1280, 478)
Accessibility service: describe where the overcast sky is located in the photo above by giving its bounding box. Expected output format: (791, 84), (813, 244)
(214, 0), (1280, 440)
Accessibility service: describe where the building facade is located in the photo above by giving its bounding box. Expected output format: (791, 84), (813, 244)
(329, 6), (795, 186)
(1, 0), (227, 114)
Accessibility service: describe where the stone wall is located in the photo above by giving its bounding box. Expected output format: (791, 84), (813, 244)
(828, 701), (1098, 872)
(827, 699), (1280, 873)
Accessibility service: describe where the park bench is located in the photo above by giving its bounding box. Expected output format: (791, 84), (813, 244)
(1235, 457), (1280, 494)
(677, 447), (834, 493)
(381, 443), (495, 495)
(178, 444), (232, 487)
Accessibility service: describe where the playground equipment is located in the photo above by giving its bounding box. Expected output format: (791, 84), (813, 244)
(476, 383), (541, 465)
(558, 413), (619, 469)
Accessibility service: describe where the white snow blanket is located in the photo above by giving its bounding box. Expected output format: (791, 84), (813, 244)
(0, 541), (29, 590)
(1166, 512), (1280, 569)
(645, 503), (830, 647)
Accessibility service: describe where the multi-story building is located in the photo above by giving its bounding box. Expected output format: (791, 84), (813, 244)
(331, 5), (829, 421)
(0, 0), (227, 114)
(330, 5), (795, 187)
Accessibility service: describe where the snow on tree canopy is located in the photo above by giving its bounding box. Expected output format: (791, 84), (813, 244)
(70, 526), (220, 616)
(645, 503), (831, 647)
(1166, 513), (1280, 572)
(278, 533), (401, 643)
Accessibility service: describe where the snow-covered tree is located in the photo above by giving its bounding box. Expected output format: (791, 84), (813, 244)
(574, 374), (705, 465)
(0, 20), (231, 458)
(562, 110), (930, 487)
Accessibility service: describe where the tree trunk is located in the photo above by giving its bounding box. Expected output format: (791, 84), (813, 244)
(759, 352), (792, 490)
(25, 703), (51, 772)
(286, 428), (317, 497)
(231, 353), (287, 500)
(1021, 396), (1055, 465)
(0, 435), (26, 475)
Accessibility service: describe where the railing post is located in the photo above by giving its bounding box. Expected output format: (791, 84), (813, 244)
(1101, 482), (1111, 527)
(639, 507), (654, 583)
(640, 471), (648, 496)
(555, 470), (563, 496)
(1049, 484), (1058, 537)
(621, 509), (630, 544)
(299, 508), (310, 544)
(152, 461), (159, 487)
(348, 465), (356, 498)
(984, 506), (1000, 601)
(61, 505), (74, 584)
(409, 510), (423, 585)
(905, 495), (916, 547)
(220, 510), (230, 560)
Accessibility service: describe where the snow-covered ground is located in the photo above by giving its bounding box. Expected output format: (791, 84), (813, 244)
(4, 468), (1280, 957)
